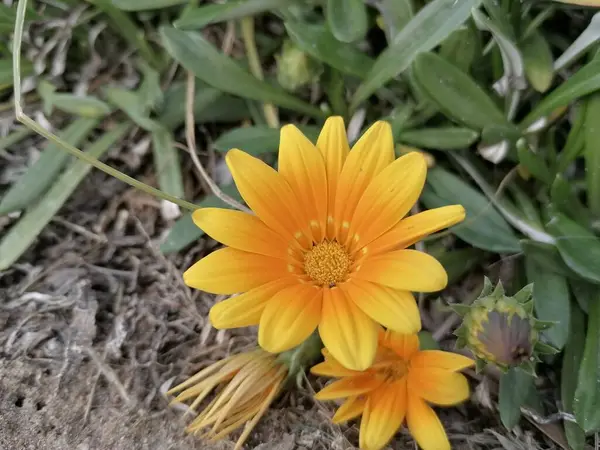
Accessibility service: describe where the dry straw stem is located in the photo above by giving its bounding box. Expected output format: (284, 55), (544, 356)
(184, 71), (250, 213)
(12, 0), (198, 212)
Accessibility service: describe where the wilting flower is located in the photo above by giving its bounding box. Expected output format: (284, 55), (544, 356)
(184, 117), (465, 370)
(167, 348), (287, 450)
(312, 330), (474, 450)
(453, 278), (557, 374)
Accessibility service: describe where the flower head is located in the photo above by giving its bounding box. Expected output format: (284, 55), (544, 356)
(453, 278), (557, 374)
(167, 348), (287, 450)
(184, 117), (465, 370)
(311, 330), (474, 450)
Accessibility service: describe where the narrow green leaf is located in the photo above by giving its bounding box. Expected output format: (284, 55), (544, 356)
(499, 368), (534, 429)
(516, 139), (551, 184)
(439, 25), (479, 73)
(0, 118), (100, 215)
(437, 248), (485, 284)
(398, 127), (479, 150)
(551, 175), (591, 226)
(326, 0), (368, 43)
(284, 21), (374, 78)
(521, 57), (600, 128)
(570, 280), (597, 314)
(584, 92), (600, 215)
(525, 256), (571, 349)
(508, 184), (542, 227)
(47, 93), (113, 118)
(521, 240), (577, 279)
(151, 128), (184, 198)
(213, 125), (321, 155)
(554, 12), (600, 72)
(413, 52), (509, 130)
(547, 212), (600, 284)
(160, 184), (242, 254)
(574, 295), (600, 432)
(351, 0), (482, 109)
(521, 30), (554, 93)
(0, 124), (130, 271)
(372, 0), (413, 41)
(158, 82), (250, 130)
(137, 60), (164, 111)
(111, 0), (188, 11)
(0, 127), (33, 153)
(174, 0), (296, 29)
(160, 26), (324, 118)
(0, 58), (33, 89)
(104, 86), (161, 131)
(557, 102), (586, 173)
(421, 168), (521, 253)
(561, 303), (587, 450)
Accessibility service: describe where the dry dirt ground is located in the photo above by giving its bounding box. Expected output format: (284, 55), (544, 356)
(0, 161), (564, 450)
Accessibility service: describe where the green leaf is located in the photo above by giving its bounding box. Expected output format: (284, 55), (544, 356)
(326, 0), (368, 43)
(499, 367), (534, 429)
(584, 92), (600, 215)
(398, 127), (479, 150)
(174, 0), (296, 29)
(417, 331), (440, 351)
(160, 26), (324, 118)
(372, 0), (413, 41)
(437, 248), (485, 284)
(151, 128), (184, 198)
(0, 124), (130, 271)
(158, 82), (250, 130)
(47, 93), (113, 118)
(284, 21), (374, 78)
(521, 57), (600, 128)
(557, 102), (586, 173)
(521, 30), (554, 93)
(439, 25), (479, 73)
(413, 52), (510, 130)
(0, 117), (100, 215)
(160, 184), (242, 254)
(0, 58), (33, 89)
(547, 212), (600, 284)
(213, 125), (321, 155)
(554, 12), (600, 72)
(574, 295), (600, 432)
(570, 280), (597, 314)
(351, 0), (482, 109)
(111, 0), (188, 11)
(0, 127), (34, 153)
(421, 167), (521, 253)
(561, 303), (587, 450)
(550, 175), (591, 226)
(104, 86), (161, 131)
(516, 139), (551, 184)
(525, 256), (570, 350)
(521, 240), (577, 279)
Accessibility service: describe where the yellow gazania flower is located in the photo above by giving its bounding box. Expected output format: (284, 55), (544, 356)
(183, 117), (465, 370)
(167, 348), (286, 450)
(312, 330), (475, 450)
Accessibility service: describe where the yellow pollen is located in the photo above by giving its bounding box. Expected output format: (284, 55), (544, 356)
(381, 360), (408, 382)
(303, 241), (351, 286)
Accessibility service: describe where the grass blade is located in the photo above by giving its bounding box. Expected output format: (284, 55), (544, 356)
(151, 127), (184, 198)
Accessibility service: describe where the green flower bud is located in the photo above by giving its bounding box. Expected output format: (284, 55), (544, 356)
(276, 39), (322, 92)
(453, 278), (558, 375)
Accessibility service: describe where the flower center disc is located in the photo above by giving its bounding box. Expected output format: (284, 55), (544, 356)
(381, 360), (408, 382)
(303, 241), (351, 287)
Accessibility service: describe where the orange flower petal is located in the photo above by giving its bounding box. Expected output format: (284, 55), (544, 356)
(354, 249), (448, 292)
(278, 125), (328, 241)
(380, 330), (419, 360)
(332, 395), (367, 424)
(408, 368), (470, 406)
(314, 374), (382, 401)
(192, 208), (289, 259)
(319, 287), (379, 371)
(183, 247), (287, 294)
(359, 380), (407, 450)
(310, 357), (362, 378)
(342, 280), (421, 334)
(333, 121), (394, 240)
(349, 152), (427, 249)
(366, 205), (466, 256)
(316, 117), (350, 239)
(258, 284), (322, 353)
(226, 149), (308, 241)
(406, 394), (450, 450)
(410, 350), (474, 372)
(209, 278), (297, 329)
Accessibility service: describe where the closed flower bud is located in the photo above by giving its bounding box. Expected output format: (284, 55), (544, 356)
(276, 39), (321, 92)
(453, 278), (557, 374)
